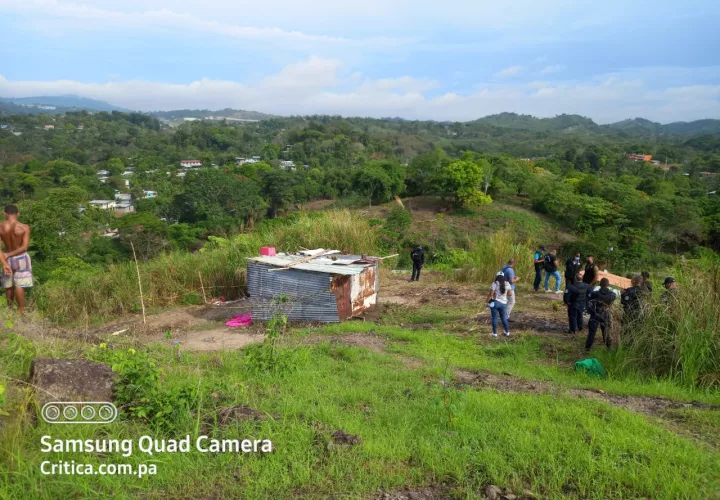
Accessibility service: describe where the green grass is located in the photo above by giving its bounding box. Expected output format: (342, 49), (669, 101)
(295, 321), (720, 406)
(2, 342), (719, 499)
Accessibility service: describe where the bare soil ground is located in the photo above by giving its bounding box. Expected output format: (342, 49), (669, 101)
(17, 300), (266, 352)
(380, 272), (479, 307)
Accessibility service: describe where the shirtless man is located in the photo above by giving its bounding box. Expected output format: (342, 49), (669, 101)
(0, 205), (32, 314)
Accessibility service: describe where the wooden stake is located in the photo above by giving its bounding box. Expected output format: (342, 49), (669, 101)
(130, 241), (146, 324)
(198, 270), (208, 304)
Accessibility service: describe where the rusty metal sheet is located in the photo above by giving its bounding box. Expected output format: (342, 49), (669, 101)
(351, 266), (378, 316)
(331, 275), (352, 321)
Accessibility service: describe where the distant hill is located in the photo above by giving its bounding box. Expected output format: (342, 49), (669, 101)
(150, 108), (276, 122)
(471, 112), (720, 137)
(471, 112), (600, 132)
(0, 95), (130, 114)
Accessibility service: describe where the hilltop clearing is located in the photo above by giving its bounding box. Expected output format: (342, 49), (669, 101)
(1, 265), (719, 499)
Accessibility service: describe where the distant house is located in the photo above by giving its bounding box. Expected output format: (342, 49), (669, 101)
(89, 200), (116, 210)
(183, 117), (199, 122)
(102, 229), (119, 238)
(180, 160), (202, 169)
(96, 170), (110, 176)
(0, 124), (10, 129)
(77, 124), (84, 130)
(627, 154), (652, 162)
(121, 171), (134, 177)
(12, 131), (21, 136)
(237, 156), (262, 165)
(98, 176), (109, 184)
(279, 160), (296, 171)
(700, 171), (718, 177)
(115, 193), (132, 202)
(177, 171), (187, 178)
(114, 201), (135, 214)
(143, 190), (157, 199)
(44, 124), (55, 130)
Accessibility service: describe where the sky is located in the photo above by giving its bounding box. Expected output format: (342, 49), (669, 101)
(1, 0), (720, 123)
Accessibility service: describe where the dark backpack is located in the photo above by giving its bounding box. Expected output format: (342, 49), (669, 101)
(543, 254), (555, 272)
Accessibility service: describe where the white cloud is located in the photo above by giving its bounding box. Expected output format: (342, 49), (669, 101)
(539, 65), (565, 75)
(0, 0), (411, 48)
(495, 66), (523, 78)
(1, 60), (719, 123)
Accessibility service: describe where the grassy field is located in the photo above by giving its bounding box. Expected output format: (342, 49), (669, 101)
(1, 206), (719, 499)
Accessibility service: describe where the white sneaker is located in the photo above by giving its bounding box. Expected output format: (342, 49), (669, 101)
(491, 333), (498, 338)
(555, 290), (563, 294)
(545, 289), (552, 293)
(504, 331), (510, 337)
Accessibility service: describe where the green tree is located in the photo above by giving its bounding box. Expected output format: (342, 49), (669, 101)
(436, 160), (492, 208)
(173, 169), (266, 225)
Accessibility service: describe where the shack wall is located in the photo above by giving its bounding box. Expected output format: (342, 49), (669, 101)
(247, 263), (340, 322)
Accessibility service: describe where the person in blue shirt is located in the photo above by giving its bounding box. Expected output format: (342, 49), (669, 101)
(532, 246), (545, 292)
(501, 259), (520, 320)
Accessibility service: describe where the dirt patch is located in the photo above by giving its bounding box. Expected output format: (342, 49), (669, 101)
(332, 429), (361, 446)
(212, 405), (279, 426)
(381, 275), (478, 308)
(375, 486), (452, 500)
(301, 333), (387, 353)
(178, 328), (265, 352)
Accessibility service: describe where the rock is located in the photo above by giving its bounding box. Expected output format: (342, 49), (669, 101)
(486, 485), (502, 500)
(30, 358), (114, 406)
(502, 495), (517, 500)
(522, 489), (536, 499)
(332, 429), (361, 446)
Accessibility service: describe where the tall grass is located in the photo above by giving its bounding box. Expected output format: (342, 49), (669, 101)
(34, 211), (380, 324)
(612, 264), (720, 388)
(434, 229), (535, 284)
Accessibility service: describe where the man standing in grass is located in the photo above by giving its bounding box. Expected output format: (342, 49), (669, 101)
(501, 259), (520, 321)
(662, 277), (678, 304)
(564, 272), (590, 335)
(585, 278), (617, 351)
(543, 248), (562, 294)
(532, 245), (545, 292)
(409, 245), (424, 282)
(0, 205), (33, 314)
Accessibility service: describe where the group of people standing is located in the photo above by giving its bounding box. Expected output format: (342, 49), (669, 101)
(484, 244), (681, 351)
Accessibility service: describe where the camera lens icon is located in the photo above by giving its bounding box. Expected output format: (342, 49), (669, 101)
(41, 402), (118, 424)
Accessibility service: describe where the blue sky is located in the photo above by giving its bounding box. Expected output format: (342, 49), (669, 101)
(1, 0), (719, 123)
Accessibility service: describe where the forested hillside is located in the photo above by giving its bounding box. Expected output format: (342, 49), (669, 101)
(0, 110), (718, 283)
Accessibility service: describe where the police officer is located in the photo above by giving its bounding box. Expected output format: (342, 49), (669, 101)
(586, 278), (617, 351)
(564, 272), (590, 335)
(564, 252), (583, 287)
(621, 274), (645, 325)
(410, 245), (425, 282)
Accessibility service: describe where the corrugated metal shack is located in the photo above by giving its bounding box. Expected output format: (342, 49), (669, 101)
(247, 249), (380, 322)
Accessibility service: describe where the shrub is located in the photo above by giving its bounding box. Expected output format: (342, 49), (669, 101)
(614, 263), (720, 388)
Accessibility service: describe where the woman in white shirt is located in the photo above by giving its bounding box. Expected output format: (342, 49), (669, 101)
(486, 271), (513, 337)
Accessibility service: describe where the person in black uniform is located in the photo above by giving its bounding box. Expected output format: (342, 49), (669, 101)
(410, 245), (425, 282)
(582, 255), (600, 286)
(641, 271), (653, 293)
(564, 272), (590, 335)
(586, 278), (617, 351)
(564, 252), (583, 287)
(621, 275), (645, 326)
